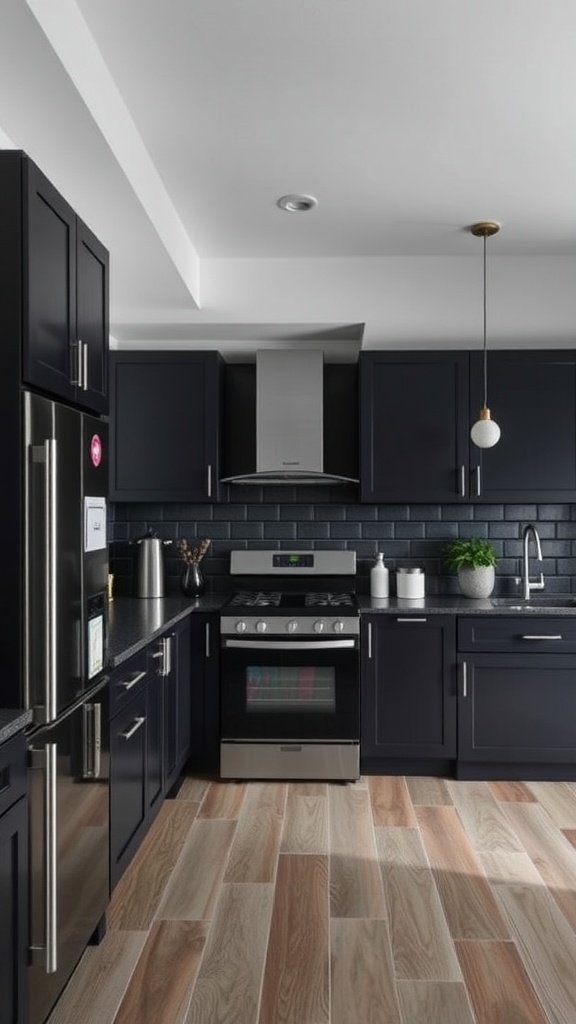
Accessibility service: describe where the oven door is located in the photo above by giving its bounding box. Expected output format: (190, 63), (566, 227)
(220, 637), (359, 741)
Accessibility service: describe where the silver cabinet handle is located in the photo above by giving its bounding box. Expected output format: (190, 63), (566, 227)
(224, 639), (356, 650)
(151, 643), (167, 674)
(166, 635), (173, 675)
(459, 464), (466, 497)
(475, 465), (481, 496)
(121, 716), (146, 740)
(461, 660), (467, 698)
(207, 464), (212, 498)
(205, 621), (211, 658)
(521, 634), (563, 641)
(81, 340), (89, 390)
(397, 617), (427, 623)
(120, 669), (146, 691)
(367, 621), (372, 660)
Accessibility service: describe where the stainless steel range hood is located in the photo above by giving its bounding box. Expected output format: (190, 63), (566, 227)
(221, 349), (358, 485)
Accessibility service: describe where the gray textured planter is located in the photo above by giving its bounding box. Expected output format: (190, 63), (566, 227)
(458, 565), (495, 599)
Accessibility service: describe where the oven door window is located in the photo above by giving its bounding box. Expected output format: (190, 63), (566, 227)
(221, 643), (359, 741)
(247, 665), (335, 713)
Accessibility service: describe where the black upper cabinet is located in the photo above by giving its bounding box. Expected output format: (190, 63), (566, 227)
(470, 351), (576, 501)
(23, 159), (77, 404)
(19, 154), (109, 413)
(110, 351), (222, 502)
(76, 219), (109, 415)
(360, 352), (470, 502)
(360, 349), (576, 503)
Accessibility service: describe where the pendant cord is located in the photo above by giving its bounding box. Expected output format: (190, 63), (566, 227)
(483, 232), (488, 409)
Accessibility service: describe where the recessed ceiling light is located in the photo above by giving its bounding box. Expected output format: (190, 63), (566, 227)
(277, 194), (318, 213)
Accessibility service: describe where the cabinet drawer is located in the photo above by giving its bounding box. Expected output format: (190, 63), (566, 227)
(458, 616), (576, 653)
(0, 733), (27, 818)
(109, 649), (149, 718)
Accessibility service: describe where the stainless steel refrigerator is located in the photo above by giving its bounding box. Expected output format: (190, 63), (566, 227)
(23, 391), (110, 1024)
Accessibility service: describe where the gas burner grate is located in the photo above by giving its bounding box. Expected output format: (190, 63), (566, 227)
(305, 592), (355, 608)
(229, 591), (282, 608)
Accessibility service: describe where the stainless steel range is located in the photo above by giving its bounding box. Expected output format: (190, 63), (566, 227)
(220, 550), (360, 780)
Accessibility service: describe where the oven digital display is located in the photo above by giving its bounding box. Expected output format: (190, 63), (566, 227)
(273, 554), (314, 568)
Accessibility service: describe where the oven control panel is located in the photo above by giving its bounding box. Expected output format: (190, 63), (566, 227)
(221, 616), (360, 637)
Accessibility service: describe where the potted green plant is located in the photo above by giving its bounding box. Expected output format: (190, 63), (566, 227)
(443, 537), (498, 598)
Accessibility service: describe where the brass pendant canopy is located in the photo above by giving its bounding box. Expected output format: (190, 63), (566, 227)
(470, 221), (501, 238)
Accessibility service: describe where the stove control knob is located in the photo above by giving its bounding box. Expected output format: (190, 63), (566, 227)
(287, 620), (299, 633)
(235, 620), (248, 634)
(333, 620), (345, 633)
(313, 619), (325, 633)
(255, 620), (267, 634)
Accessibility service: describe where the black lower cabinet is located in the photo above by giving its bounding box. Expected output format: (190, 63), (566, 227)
(361, 614), (457, 771)
(188, 614), (220, 775)
(110, 620), (196, 888)
(0, 791), (27, 1024)
(160, 620), (192, 795)
(458, 653), (576, 778)
(110, 686), (148, 887)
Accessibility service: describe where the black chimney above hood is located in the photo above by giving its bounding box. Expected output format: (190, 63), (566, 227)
(221, 351), (358, 486)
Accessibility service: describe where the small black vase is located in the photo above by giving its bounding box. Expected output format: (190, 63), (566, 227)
(180, 563), (204, 597)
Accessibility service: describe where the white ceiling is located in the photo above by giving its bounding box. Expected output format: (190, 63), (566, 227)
(1, 0), (576, 352)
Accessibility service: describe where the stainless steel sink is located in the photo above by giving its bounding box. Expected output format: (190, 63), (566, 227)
(489, 598), (576, 610)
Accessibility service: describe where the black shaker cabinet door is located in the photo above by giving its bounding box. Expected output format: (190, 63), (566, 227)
(110, 688), (147, 887)
(458, 653), (576, 763)
(23, 158), (77, 403)
(360, 352), (470, 502)
(110, 351), (222, 502)
(470, 351), (576, 501)
(0, 795), (27, 1024)
(76, 218), (109, 415)
(361, 614), (457, 760)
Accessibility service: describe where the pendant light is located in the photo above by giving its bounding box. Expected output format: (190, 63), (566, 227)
(470, 220), (501, 448)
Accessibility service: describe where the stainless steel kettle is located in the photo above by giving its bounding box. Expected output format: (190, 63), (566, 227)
(134, 531), (172, 598)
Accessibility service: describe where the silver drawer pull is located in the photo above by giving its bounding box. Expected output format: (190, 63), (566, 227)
(120, 670), (146, 691)
(397, 617), (427, 623)
(121, 716), (146, 740)
(521, 634), (563, 641)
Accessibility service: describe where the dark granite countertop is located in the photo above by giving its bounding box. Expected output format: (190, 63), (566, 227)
(0, 708), (33, 745)
(107, 594), (228, 668)
(108, 591), (576, 668)
(358, 595), (576, 615)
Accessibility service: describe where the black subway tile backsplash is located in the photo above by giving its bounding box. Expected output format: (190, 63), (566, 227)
(110, 500), (576, 596)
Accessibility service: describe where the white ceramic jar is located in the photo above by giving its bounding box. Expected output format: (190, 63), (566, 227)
(396, 566), (425, 599)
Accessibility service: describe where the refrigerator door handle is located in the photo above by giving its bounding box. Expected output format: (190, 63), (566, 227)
(31, 439), (58, 721)
(30, 743), (58, 973)
(82, 702), (102, 779)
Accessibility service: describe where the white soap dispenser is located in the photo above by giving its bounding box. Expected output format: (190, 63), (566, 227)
(370, 552), (389, 599)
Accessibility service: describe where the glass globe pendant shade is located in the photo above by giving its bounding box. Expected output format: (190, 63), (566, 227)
(470, 406), (501, 448)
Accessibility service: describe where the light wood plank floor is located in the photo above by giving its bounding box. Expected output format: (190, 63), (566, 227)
(49, 775), (576, 1024)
